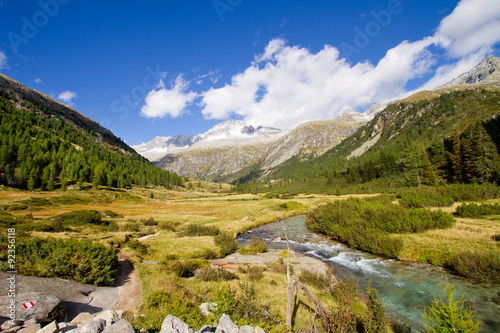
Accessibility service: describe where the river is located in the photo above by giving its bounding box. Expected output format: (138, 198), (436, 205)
(236, 215), (500, 332)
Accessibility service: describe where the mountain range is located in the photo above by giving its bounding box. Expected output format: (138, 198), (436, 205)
(134, 56), (500, 183)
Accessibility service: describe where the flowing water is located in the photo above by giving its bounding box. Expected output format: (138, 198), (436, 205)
(237, 215), (500, 332)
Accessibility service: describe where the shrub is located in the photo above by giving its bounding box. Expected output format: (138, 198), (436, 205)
(239, 236), (268, 255)
(274, 201), (304, 211)
(125, 239), (148, 255)
(492, 234), (500, 241)
(438, 183), (500, 202)
(131, 283), (209, 331)
(166, 260), (205, 278)
(455, 203), (500, 218)
(102, 210), (123, 218)
(247, 266), (265, 281)
(106, 221), (119, 232)
(53, 210), (103, 226)
(330, 278), (360, 306)
(179, 224), (220, 237)
(190, 248), (218, 260)
(13, 237), (117, 285)
(365, 285), (387, 333)
(17, 222), (54, 232)
(195, 266), (237, 281)
(49, 219), (65, 232)
(445, 251), (500, 283)
(398, 188), (454, 208)
(121, 222), (140, 232)
(141, 217), (157, 226)
(214, 232), (238, 257)
(299, 269), (332, 290)
(423, 282), (480, 333)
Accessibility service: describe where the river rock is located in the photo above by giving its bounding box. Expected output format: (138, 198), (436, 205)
(0, 292), (60, 323)
(160, 315), (190, 333)
(238, 326), (254, 333)
(36, 320), (58, 333)
(79, 318), (106, 333)
(94, 310), (121, 323)
(255, 327), (265, 333)
(101, 319), (135, 333)
(215, 314), (238, 333)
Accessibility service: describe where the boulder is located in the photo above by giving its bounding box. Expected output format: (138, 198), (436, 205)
(199, 303), (217, 317)
(160, 315), (190, 333)
(215, 314), (238, 333)
(94, 310), (121, 323)
(19, 326), (41, 333)
(0, 292), (60, 322)
(238, 326), (254, 333)
(79, 318), (106, 333)
(70, 312), (95, 325)
(2, 326), (22, 333)
(1, 320), (22, 330)
(57, 323), (79, 332)
(101, 319), (135, 333)
(36, 320), (58, 333)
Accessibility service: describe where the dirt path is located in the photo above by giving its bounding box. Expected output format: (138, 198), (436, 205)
(110, 251), (142, 313)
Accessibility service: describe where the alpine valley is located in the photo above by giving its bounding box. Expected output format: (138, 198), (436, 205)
(134, 56), (500, 184)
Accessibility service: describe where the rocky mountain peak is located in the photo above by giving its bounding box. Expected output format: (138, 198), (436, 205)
(444, 55), (500, 86)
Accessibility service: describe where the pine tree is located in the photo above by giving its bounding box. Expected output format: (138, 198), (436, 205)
(451, 130), (463, 183)
(28, 172), (36, 191)
(421, 150), (437, 186)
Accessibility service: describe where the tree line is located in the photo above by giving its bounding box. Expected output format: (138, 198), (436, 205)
(0, 94), (183, 190)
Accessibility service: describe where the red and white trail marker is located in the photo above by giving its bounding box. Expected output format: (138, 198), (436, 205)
(22, 301), (35, 309)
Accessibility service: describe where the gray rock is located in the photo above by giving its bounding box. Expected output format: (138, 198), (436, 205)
(70, 313), (94, 325)
(1, 320), (22, 330)
(94, 310), (121, 323)
(238, 326), (254, 333)
(160, 315), (190, 333)
(198, 325), (216, 333)
(215, 314), (238, 333)
(0, 293), (60, 323)
(36, 320), (58, 333)
(79, 318), (106, 333)
(2, 326), (22, 333)
(23, 319), (38, 327)
(57, 323), (79, 332)
(199, 303), (217, 317)
(101, 319), (134, 333)
(19, 325), (41, 333)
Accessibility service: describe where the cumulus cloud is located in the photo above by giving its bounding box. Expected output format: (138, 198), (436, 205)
(34, 78), (42, 84)
(436, 0), (500, 57)
(0, 51), (6, 69)
(201, 36), (438, 130)
(197, 0), (500, 130)
(140, 75), (198, 119)
(58, 91), (77, 105)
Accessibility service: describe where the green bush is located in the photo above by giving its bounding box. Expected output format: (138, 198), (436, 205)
(125, 239), (148, 255)
(438, 183), (500, 202)
(179, 224), (220, 237)
(190, 248), (218, 260)
(306, 198), (454, 258)
(247, 266), (265, 281)
(159, 222), (177, 231)
(121, 222), (140, 232)
(163, 260), (206, 278)
(423, 282), (480, 333)
(445, 251), (500, 283)
(455, 203), (500, 218)
(106, 221), (119, 232)
(53, 210), (103, 226)
(141, 217), (157, 226)
(365, 285), (387, 333)
(131, 284), (210, 331)
(214, 232), (238, 257)
(239, 236), (268, 255)
(398, 188), (454, 208)
(195, 266), (237, 281)
(102, 210), (123, 218)
(17, 222), (54, 232)
(11, 237), (117, 285)
(299, 269), (332, 290)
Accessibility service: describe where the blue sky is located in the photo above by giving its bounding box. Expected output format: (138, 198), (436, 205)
(1, 0), (499, 145)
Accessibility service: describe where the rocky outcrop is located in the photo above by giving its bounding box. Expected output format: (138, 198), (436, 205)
(0, 292), (60, 323)
(443, 56), (500, 87)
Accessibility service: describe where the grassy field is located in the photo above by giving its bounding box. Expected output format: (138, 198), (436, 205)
(1, 184), (498, 331)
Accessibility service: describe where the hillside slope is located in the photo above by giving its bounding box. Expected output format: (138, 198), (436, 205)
(0, 74), (182, 190)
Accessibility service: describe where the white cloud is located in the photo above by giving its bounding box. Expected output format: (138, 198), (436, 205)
(197, 0), (500, 130)
(140, 75), (198, 119)
(58, 91), (77, 105)
(201, 36), (438, 130)
(436, 0), (500, 57)
(34, 78), (42, 84)
(0, 51), (7, 70)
